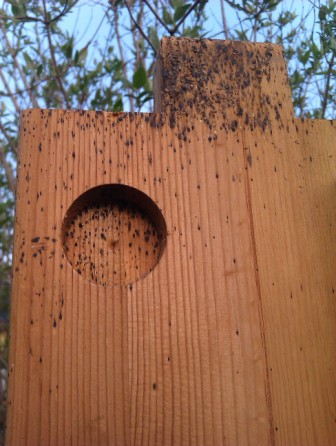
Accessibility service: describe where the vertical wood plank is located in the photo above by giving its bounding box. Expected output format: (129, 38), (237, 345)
(154, 37), (336, 445)
(245, 119), (336, 445)
(6, 38), (336, 445)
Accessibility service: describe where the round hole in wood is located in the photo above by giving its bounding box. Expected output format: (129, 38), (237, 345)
(61, 184), (167, 286)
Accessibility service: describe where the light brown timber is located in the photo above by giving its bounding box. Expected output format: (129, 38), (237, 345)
(6, 37), (336, 445)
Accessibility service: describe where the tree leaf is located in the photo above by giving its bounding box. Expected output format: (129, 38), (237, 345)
(133, 66), (147, 89)
(113, 98), (123, 112)
(183, 25), (202, 37)
(162, 6), (174, 25)
(78, 47), (88, 64)
(74, 50), (79, 64)
(149, 27), (159, 52)
(23, 52), (34, 69)
(11, 4), (21, 17)
(169, 0), (183, 8)
(319, 7), (326, 22)
(6, 0), (23, 16)
(298, 48), (310, 65)
(174, 3), (191, 22)
(65, 42), (73, 59)
(37, 64), (43, 77)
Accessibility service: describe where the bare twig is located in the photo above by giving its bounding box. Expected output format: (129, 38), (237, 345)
(171, 0), (202, 35)
(113, 6), (135, 111)
(0, 145), (16, 193)
(252, 2), (258, 42)
(124, 0), (156, 53)
(1, 0), (68, 26)
(137, 1), (145, 67)
(83, 10), (108, 68)
(299, 69), (314, 116)
(142, 0), (171, 33)
(321, 52), (335, 119)
(220, 0), (229, 39)
(0, 66), (21, 114)
(235, 8), (246, 40)
(0, 356), (8, 370)
(122, 0), (203, 53)
(0, 121), (17, 156)
(0, 75), (58, 98)
(42, 0), (70, 108)
(0, 21), (39, 108)
(154, 0), (159, 30)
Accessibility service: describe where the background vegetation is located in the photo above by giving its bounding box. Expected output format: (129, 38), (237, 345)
(0, 0), (335, 441)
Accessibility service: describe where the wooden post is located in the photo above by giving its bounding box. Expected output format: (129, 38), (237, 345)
(6, 38), (336, 445)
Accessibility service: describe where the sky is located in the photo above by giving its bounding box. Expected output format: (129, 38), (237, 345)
(64, 0), (316, 45)
(57, 0), (318, 109)
(0, 0), (322, 115)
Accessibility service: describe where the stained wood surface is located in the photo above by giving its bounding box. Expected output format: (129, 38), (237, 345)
(6, 38), (336, 445)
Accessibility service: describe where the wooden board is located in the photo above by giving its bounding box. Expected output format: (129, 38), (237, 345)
(6, 38), (336, 445)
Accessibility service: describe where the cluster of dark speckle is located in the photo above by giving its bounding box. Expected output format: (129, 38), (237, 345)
(62, 192), (166, 287)
(155, 37), (292, 135)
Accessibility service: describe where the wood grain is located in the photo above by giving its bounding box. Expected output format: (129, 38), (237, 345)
(6, 38), (336, 445)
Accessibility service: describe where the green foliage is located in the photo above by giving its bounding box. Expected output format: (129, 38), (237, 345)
(163, 5), (174, 24)
(223, 0), (335, 119)
(133, 66), (147, 89)
(7, 0), (27, 18)
(174, 3), (191, 22)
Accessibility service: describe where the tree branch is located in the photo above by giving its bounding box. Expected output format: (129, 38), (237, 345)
(142, 0), (171, 34)
(220, 0), (229, 39)
(124, 0), (156, 54)
(0, 65), (21, 114)
(42, 0), (70, 108)
(171, 0), (202, 35)
(0, 21), (39, 108)
(321, 52), (335, 119)
(137, 1), (146, 67)
(0, 121), (17, 156)
(0, 145), (16, 193)
(113, 5), (135, 112)
(252, 2), (259, 42)
(2, 0), (68, 26)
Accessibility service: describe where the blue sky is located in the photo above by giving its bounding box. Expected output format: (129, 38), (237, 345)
(62, 1), (317, 73)
(58, 0), (318, 111)
(64, 0), (316, 45)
